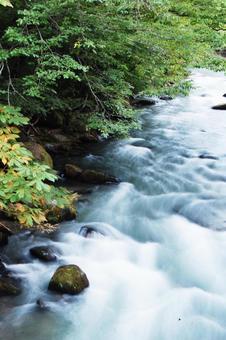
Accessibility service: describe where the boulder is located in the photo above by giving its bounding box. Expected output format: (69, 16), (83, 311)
(132, 96), (156, 107)
(30, 246), (57, 262)
(0, 276), (22, 296)
(65, 164), (82, 179)
(223, 94), (226, 97)
(48, 264), (89, 295)
(212, 104), (226, 110)
(25, 142), (53, 168)
(81, 170), (118, 184)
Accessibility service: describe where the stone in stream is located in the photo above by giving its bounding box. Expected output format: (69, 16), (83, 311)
(199, 154), (218, 160)
(212, 103), (226, 110)
(132, 95), (156, 107)
(223, 94), (226, 97)
(81, 170), (118, 184)
(36, 298), (49, 310)
(48, 265), (89, 295)
(30, 246), (57, 262)
(159, 95), (173, 100)
(65, 164), (83, 178)
(79, 225), (105, 238)
(0, 276), (22, 296)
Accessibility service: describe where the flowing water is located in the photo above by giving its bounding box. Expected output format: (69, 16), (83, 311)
(1, 69), (226, 340)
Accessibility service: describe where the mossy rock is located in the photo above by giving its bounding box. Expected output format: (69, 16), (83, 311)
(48, 264), (89, 295)
(0, 277), (22, 296)
(46, 205), (76, 224)
(25, 142), (53, 168)
(81, 170), (118, 184)
(65, 164), (82, 178)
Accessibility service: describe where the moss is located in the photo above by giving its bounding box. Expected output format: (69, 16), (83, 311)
(25, 142), (53, 168)
(48, 264), (89, 295)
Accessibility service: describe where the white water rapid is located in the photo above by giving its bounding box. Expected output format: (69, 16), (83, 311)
(1, 69), (226, 340)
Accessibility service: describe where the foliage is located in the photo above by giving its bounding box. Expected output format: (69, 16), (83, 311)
(0, 105), (76, 227)
(0, 0), (224, 137)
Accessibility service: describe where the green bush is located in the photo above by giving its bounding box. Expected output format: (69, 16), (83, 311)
(0, 105), (76, 227)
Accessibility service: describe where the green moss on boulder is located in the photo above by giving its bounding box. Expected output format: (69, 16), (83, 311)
(48, 264), (89, 295)
(25, 142), (53, 168)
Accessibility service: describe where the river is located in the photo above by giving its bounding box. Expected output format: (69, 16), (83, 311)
(1, 69), (226, 340)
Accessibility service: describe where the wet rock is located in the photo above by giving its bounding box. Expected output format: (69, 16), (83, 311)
(79, 225), (105, 238)
(65, 164), (82, 179)
(46, 205), (76, 224)
(36, 298), (49, 310)
(132, 96), (156, 107)
(159, 95), (173, 100)
(199, 154), (218, 160)
(48, 264), (89, 295)
(212, 103), (226, 110)
(25, 142), (53, 168)
(223, 94), (226, 97)
(0, 260), (10, 276)
(81, 170), (118, 184)
(30, 246), (57, 262)
(0, 276), (22, 296)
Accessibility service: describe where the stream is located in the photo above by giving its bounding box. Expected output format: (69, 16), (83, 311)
(1, 69), (226, 339)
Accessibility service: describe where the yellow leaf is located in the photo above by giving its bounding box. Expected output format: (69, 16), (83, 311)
(0, 0), (13, 7)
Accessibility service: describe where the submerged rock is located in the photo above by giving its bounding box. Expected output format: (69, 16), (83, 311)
(30, 246), (57, 262)
(199, 154), (218, 160)
(212, 103), (226, 110)
(36, 298), (49, 310)
(65, 164), (82, 178)
(132, 96), (156, 107)
(0, 276), (22, 296)
(48, 264), (89, 295)
(81, 170), (118, 184)
(223, 93), (226, 97)
(25, 142), (53, 168)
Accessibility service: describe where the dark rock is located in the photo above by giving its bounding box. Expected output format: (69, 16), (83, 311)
(30, 246), (57, 262)
(79, 225), (105, 238)
(0, 232), (9, 246)
(159, 95), (173, 101)
(48, 264), (89, 295)
(46, 205), (76, 224)
(79, 132), (99, 143)
(0, 221), (14, 246)
(223, 94), (226, 97)
(81, 170), (118, 184)
(0, 260), (10, 276)
(199, 154), (218, 160)
(132, 96), (156, 107)
(65, 164), (82, 179)
(36, 298), (49, 310)
(212, 104), (226, 110)
(0, 276), (22, 296)
(25, 142), (53, 168)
